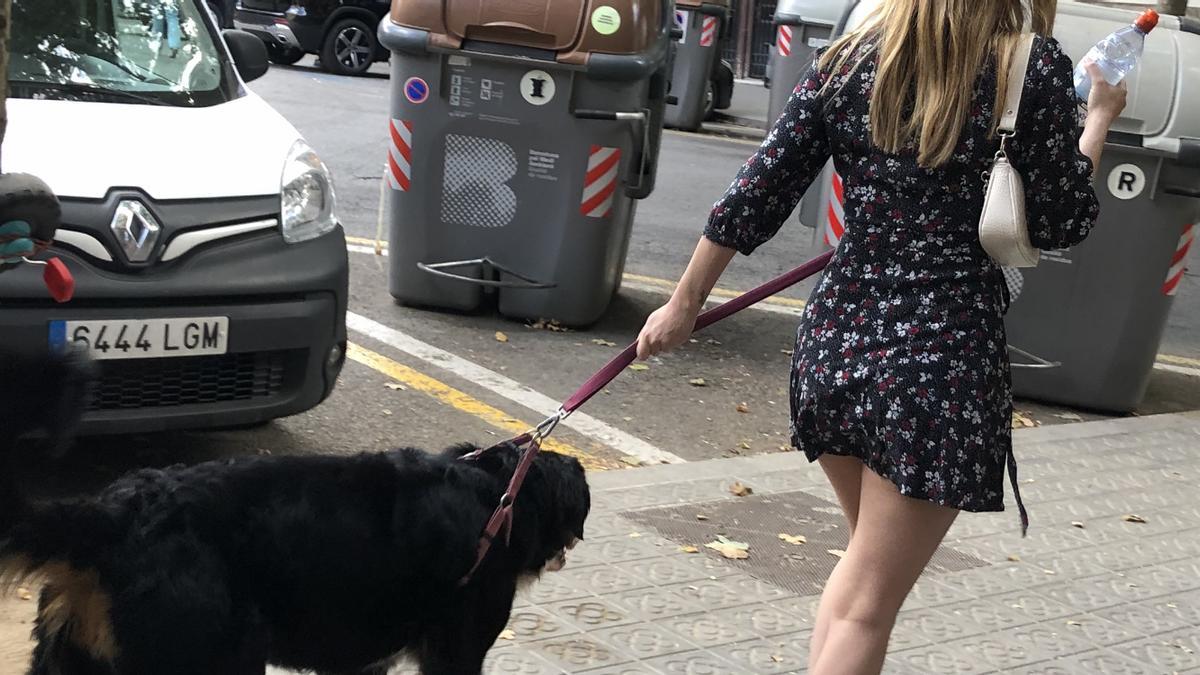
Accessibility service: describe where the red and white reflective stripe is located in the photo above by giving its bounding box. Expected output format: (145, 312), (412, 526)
(824, 171), (845, 248)
(778, 25), (793, 57)
(700, 16), (718, 47)
(1163, 223), (1195, 296)
(581, 146), (621, 218)
(387, 119), (412, 192)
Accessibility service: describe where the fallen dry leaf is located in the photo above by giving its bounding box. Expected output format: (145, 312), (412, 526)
(1054, 412), (1084, 421)
(679, 545), (700, 554)
(705, 536), (750, 560)
(1066, 620), (1083, 627)
(770, 655), (783, 663)
(1122, 514), (1148, 524)
(527, 318), (570, 332)
(689, 378), (708, 387)
(385, 382), (407, 391)
(736, 402), (750, 414)
(620, 457), (643, 467)
(1007, 554), (1022, 562)
(498, 629), (516, 641)
(592, 338), (617, 347)
(706, 338), (722, 346)
(494, 331), (509, 343)
(629, 363), (650, 371)
(827, 549), (847, 559)
(696, 514), (709, 521)
(16, 587), (33, 601)
(629, 532), (643, 538)
(1071, 521), (1086, 529)
(739, 441), (751, 450)
(1011, 411), (1038, 429)
(729, 481), (753, 497)
(778, 534), (807, 546)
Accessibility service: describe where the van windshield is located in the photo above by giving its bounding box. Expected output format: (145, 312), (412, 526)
(9, 0), (236, 107)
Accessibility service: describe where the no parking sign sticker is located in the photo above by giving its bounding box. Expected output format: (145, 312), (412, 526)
(404, 77), (430, 104)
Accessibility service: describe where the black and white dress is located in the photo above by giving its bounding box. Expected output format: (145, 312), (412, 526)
(704, 36), (1100, 532)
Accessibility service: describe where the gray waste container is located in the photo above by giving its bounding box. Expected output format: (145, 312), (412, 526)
(378, 0), (672, 326)
(767, 0), (853, 127)
(771, 0), (856, 230)
(813, 0), (1200, 412)
(664, 0), (730, 131)
(1005, 3), (1200, 412)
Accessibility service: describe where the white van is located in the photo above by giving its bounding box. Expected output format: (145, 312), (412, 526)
(1, 0), (349, 433)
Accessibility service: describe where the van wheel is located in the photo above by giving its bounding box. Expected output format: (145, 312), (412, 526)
(321, 18), (376, 76)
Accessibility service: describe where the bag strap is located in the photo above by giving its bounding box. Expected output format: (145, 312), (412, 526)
(998, 34), (1036, 134)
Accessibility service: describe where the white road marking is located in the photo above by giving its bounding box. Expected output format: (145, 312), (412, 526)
(347, 312), (686, 465)
(1153, 362), (1200, 378)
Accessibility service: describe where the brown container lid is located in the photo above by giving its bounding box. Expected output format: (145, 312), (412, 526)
(674, 0), (731, 10)
(390, 0), (665, 64)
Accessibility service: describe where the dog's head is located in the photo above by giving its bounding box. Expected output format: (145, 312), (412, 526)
(0, 346), (95, 454)
(449, 443), (590, 574)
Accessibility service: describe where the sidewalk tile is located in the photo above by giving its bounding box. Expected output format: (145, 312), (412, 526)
(585, 622), (697, 660)
(1114, 630), (1200, 672)
(641, 650), (744, 674)
(543, 597), (640, 632)
(1005, 650), (1161, 675)
(721, 635), (811, 673)
(524, 635), (632, 672)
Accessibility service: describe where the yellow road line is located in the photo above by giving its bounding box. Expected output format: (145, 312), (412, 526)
(1157, 353), (1200, 369)
(347, 343), (615, 471)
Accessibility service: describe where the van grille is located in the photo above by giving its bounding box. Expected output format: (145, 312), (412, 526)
(88, 351), (299, 411)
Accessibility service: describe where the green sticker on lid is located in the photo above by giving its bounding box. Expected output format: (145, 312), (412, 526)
(591, 6), (621, 35)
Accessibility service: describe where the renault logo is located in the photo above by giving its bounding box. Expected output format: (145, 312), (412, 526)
(110, 200), (161, 263)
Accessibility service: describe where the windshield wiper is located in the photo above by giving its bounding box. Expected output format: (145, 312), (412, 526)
(9, 80), (170, 106)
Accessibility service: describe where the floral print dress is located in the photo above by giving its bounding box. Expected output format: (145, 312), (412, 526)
(704, 36), (1100, 533)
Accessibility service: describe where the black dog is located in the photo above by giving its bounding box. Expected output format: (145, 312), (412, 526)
(0, 350), (590, 675)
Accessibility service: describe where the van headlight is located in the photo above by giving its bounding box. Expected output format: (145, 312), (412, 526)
(280, 140), (336, 244)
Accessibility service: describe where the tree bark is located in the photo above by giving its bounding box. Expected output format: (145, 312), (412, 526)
(1157, 0), (1188, 16)
(0, 0), (10, 167)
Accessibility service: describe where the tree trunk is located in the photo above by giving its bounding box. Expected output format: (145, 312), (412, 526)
(0, 0), (10, 168)
(1157, 0), (1188, 16)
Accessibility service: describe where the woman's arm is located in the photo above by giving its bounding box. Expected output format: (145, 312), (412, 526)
(1078, 62), (1128, 170)
(635, 238), (736, 360)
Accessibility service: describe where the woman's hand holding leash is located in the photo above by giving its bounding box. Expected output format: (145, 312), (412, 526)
(636, 237), (736, 360)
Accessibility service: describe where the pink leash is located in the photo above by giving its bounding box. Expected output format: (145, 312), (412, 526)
(457, 249), (835, 584)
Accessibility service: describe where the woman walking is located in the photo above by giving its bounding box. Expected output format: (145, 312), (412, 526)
(636, 1), (1127, 672)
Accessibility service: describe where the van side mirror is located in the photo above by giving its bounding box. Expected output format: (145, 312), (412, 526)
(223, 29), (270, 83)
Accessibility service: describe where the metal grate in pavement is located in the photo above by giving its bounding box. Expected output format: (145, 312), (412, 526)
(624, 490), (988, 596)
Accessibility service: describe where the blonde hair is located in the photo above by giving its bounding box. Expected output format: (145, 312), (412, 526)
(820, 0), (1057, 167)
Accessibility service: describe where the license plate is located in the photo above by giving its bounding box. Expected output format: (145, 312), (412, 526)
(49, 317), (229, 360)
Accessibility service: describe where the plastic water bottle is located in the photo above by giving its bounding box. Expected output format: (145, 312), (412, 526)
(1073, 9), (1158, 101)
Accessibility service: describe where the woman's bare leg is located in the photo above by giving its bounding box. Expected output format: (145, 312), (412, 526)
(810, 465), (959, 675)
(807, 454), (864, 668)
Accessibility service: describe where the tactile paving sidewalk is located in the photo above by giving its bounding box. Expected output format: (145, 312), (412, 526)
(384, 411), (1200, 674)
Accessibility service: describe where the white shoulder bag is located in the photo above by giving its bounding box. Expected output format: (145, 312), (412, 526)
(979, 33), (1039, 268)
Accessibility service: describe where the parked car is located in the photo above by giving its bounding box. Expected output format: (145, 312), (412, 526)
(234, 0), (390, 76)
(3, 0), (349, 434)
